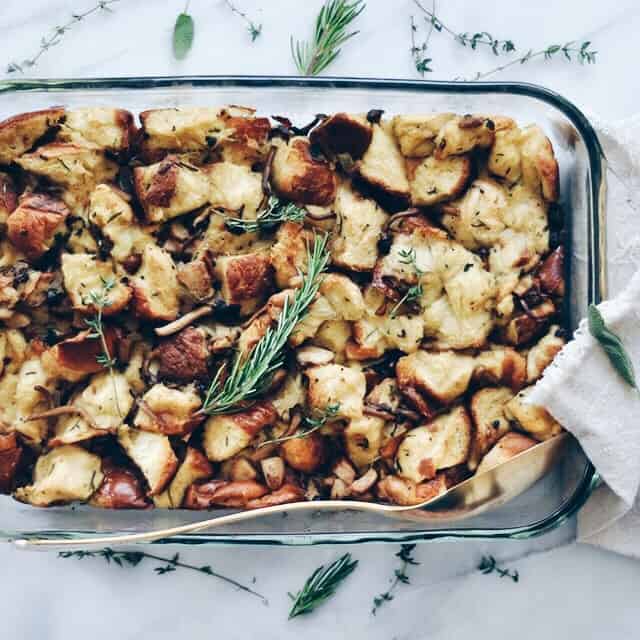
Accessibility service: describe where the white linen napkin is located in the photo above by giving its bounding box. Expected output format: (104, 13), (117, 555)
(528, 114), (640, 556)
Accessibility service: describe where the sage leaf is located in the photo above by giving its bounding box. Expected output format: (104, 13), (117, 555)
(588, 304), (637, 389)
(173, 11), (194, 60)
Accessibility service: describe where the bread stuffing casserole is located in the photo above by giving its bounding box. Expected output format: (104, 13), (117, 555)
(0, 105), (567, 511)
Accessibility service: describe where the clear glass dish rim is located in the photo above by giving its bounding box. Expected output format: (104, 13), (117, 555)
(0, 75), (604, 545)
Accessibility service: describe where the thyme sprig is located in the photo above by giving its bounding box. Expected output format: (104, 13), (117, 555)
(410, 14), (434, 75)
(58, 548), (268, 603)
(588, 304), (637, 389)
(259, 403), (340, 448)
(478, 555), (519, 582)
(7, 0), (119, 73)
(223, 196), (306, 234)
(83, 276), (122, 417)
(201, 234), (330, 415)
(372, 544), (420, 615)
(291, 0), (365, 76)
(390, 247), (425, 317)
(288, 553), (358, 619)
(224, 0), (262, 42)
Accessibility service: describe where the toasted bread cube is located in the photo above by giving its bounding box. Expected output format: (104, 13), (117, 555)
(271, 137), (337, 206)
(156, 326), (210, 382)
(0, 107), (65, 164)
(290, 295), (336, 347)
(58, 107), (135, 152)
(307, 364), (366, 419)
(377, 473), (448, 506)
(217, 112), (271, 165)
(7, 194), (70, 262)
(434, 115), (495, 159)
(331, 181), (387, 272)
(90, 461), (149, 510)
(17, 143), (118, 212)
(396, 350), (475, 404)
(505, 387), (563, 441)
(407, 154), (471, 206)
(270, 374), (305, 420)
(61, 253), (131, 316)
(13, 358), (53, 445)
(0, 432), (22, 494)
(184, 479), (268, 509)
(319, 273), (365, 321)
(88, 185), (151, 263)
(312, 320), (352, 358)
(133, 383), (201, 436)
(309, 112), (372, 159)
(281, 431), (326, 473)
(203, 402), (277, 462)
(0, 172), (18, 224)
(154, 447), (213, 508)
(270, 222), (316, 288)
(345, 415), (384, 469)
(0, 329), (27, 377)
(50, 371), (133, 446)
(488, 122), (522, 183)
(133, 156), (210, 223)
(527, 325), (565, 382)
(395, 405), (471, 483)
(520, 125), (559, 202)
(214, 252), (273, 316)
(468, 386), (515, 470)
(15, 445), (103, 507)
(207, 160), (263, 216)
(392, 113), (455, 157)
(476, 432), (538, 475)
(131, 244), (179, 321)
(473, 345), (527, 391)
(117, 426), (178, 495)
(356, 122), (410, 209)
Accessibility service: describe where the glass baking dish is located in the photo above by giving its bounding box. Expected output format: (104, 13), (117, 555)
(0, 76), (604, 546)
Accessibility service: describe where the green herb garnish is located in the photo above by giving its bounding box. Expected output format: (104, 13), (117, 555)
(223, 196), (307, 234)
(259, 403), (340, 447)
(478, 555), (519, 582)
(390, 247), (425, 317)
(173, 4), (195, 60)
(224, 0), (262, 42)
(371, 544), (419, 615)
(588, 304), (637, 389)
(291, 0), (365, 76)
(288, 553), (358, 619)
(202, 234), (330, 415)
(59, 548), (267, 603)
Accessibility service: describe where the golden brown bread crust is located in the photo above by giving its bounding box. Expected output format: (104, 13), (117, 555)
(271, 137), (337, 205)
(0, 172), (18, 224)
(309, 112), (372, 159)
(7, 194), (70, 261)
(0, 107), (65, 164)
(281, 432), (326, 473)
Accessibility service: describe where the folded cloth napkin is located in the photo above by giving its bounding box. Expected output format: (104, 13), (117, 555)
(528, 113), (640, 557)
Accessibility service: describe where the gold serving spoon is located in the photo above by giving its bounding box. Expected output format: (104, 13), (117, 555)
(14, 433), (569, 549)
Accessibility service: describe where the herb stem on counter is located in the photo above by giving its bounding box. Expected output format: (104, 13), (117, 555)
(371, 544), (420, 615)
(477, 555), (519, 582)
(224, 0), (262, 42)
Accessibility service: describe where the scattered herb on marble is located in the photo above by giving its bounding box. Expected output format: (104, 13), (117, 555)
(224, 0), (262, 42)
(412, 0), (596, 80)
(291, 0), (365, 76)
(372, 544), (420, 615)
(410, 13), (434, 75)
(58, 548), (268, 603)
(173, 3), (195, 60)
(83, 277), (122, 417)
(260, 403), (341, 447)
(588, 304), (637, 389)
(223, 196), (306, 234)
(201, 234), (330, 415)
(6, 0), (119, 73)
(288, 553), (358, 619)
(478, 555), (519, 582)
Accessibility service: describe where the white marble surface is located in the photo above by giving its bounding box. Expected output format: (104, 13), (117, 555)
(1, 0), (640, 638)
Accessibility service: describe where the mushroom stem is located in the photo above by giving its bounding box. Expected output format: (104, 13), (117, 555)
(25, 406), (103, 431)
(155, 305), (213, 337)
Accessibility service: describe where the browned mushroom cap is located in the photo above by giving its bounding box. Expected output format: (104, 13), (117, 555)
(246, 483), (305, 509)
(90, 460), (150, 509)
(156, 326), (210, 382)
(309, 113), (373, 159)
(183, 479), (268, 509)
(538, 246), (565, 296)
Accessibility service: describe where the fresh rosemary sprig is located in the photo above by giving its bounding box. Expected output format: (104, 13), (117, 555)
(7, 0), (119, 73)
(224, 0), (262, 42)
(478, 555), (519, 583)
(83, 276), (122, 417)
(58, 548), (268, 603)
(202, 234), (330, 415)
(259, 403), (340, 447)
(588, 304), (637, 389)
(223, 196), (307, 234)
(291, 0), (365, 76)
(372, 544), (420, 615)
(288, 553), (358, 619)
(390, 247), (424, 317)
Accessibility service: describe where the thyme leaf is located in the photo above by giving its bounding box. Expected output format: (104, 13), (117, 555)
(59, 548), (268, 603)
(291, 0), (365, 76)
(372, 544), (420, 615)
(259, 403), (341, 447)
(478, 555), (519, 582)
(223, 196), (306, 234)
(288, 553), (358, 619)
(588, 304), (637, 389)
(390, 247), (425, 317)
(224, 0), (262, 42)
